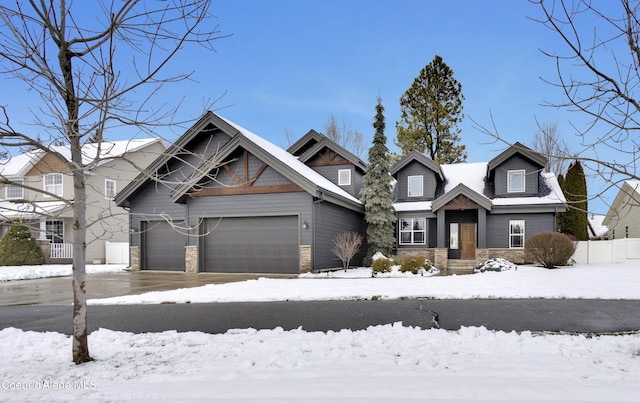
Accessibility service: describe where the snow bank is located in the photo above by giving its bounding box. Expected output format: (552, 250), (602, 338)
(0, 264), (127, 281)
(1, 325), (639, 401)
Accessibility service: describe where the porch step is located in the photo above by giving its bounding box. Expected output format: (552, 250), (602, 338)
(445, 259), (477, 273)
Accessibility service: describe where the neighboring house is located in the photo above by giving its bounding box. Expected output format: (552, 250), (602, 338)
(603, 180), (640, 239)
(115, 112), (366, 273)
(0, 139), (166, 264)
(116, 112), (567, 274)
(587, 214), (609, 240)
(391, 143), (567, 270)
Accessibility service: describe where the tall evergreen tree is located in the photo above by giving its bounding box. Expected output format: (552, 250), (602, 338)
(360, 97), (396, 264)
(395, 55), (466, 163)
(559, 161), (589, 240)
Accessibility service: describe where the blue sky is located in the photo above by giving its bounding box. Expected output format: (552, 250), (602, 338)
(2, 1), (621, 212)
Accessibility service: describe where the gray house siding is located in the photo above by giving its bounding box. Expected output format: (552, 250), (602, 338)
(395, 161), (438, 202)
(313, 201), (366, 269)
(311, 164), (362, 199)
(486, 212), (556, 248)
(493, 156), (539, 197)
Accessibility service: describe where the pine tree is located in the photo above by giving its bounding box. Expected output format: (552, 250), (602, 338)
(395, 55), (466, 163)
(0, 222), (44, 266)
(559, 161), (589, 240)
(360, 97), (396, 265)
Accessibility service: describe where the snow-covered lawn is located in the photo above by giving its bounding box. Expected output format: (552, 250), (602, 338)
(1, 260), (640, 401)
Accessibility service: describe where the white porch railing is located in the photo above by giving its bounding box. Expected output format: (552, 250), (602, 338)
(50, 243), (73, 259)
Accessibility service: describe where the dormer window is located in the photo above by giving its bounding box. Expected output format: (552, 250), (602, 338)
(338, 169), (351, 186)
(408, 175), (423, 197)
(507, 170), (525, 193)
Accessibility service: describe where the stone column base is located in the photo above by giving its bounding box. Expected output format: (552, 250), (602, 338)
(185, 245), (198, 273)
(299, 245), (311, 273)
(129, 246), (140, 270)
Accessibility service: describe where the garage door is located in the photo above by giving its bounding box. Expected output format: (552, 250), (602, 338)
(142, 221), (186, 271)
(202, 216), (299, 273)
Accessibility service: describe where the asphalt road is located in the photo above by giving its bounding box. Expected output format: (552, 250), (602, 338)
(3, 299), (640, 335)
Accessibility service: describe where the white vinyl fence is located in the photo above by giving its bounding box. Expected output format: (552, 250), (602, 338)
(105, 242), (129, 265)
(573, 238), (640, 265)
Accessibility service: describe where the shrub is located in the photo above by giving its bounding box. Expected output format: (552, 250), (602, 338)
(371, 257), (393, 273)
(524, 231), (576, 269)
(0, 223), (44, 266)
(331, 231), (364, 271)
(399, 256), (427, 274)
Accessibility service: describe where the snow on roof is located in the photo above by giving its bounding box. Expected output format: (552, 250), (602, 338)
(220, 117), (361, 204)
(0, 200), (67, 220)
(0, 139), (161, 177)
(441, 162), (488, 194)
(393, 201), (433, 212)
(625, 180), (640, 194)
(588, 214), (609, 238)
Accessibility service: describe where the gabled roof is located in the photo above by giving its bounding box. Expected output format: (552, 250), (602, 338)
(0, 138), (163, 177)
(289, 130), (366, 172)
(390, 151), (445, 181)
(287, 129), (324, 156)
(116, 112), (362, 211)
(432, 183), (492, 211)
(487, 142), (547, 173)
(603, 180), (640, 226)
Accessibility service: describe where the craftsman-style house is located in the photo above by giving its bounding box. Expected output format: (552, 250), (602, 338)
(116, 112), (566, 273)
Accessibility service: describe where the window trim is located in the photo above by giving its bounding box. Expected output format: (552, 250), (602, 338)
(43, 173), (63, 197)
(5, 179), (24, 199)
(105, 179), (116, 200)
(507, 170), (526, 193)
(509, 220), (525, 248)
(338, 169), (351, 186)
(399, 217), (426, 245)
(407, 175), (423, 197)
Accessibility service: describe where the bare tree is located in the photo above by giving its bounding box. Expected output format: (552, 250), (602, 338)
(530, 0), (640, 183)
(331, 231), (363, 271)
(532, 120), (570, 175)
(0, 1), (226, 364)
(323, 115), (365, 158)
(476, 1), (640, 211)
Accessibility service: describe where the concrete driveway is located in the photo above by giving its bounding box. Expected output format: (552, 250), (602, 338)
(0, 271), (295, 306)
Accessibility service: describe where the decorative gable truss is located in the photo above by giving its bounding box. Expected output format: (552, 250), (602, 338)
(189, 149), (303, 197)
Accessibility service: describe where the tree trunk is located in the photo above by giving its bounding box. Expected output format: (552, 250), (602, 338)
(70, 136), (91, 364)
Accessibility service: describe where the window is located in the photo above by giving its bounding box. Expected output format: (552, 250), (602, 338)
(5, 179), (24, 199)
(46, 220), (64, 243)
(399, 218), (426, 245)
(338, 169), (351, 186)
(105, 179), (116, 199)
(509, 220), (525, 248)
(408, 175), (423, 197)
(44, 173), (63, 197)
(450, 223), (459, 249)
(507, 170), (525, 193)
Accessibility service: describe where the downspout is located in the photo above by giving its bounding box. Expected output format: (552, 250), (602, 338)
(123, 205), (131, 268)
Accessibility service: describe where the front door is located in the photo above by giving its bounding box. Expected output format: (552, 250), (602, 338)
(460, 223), (476, 260)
